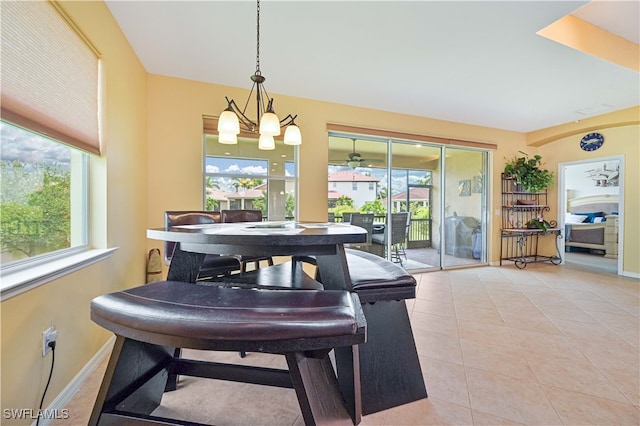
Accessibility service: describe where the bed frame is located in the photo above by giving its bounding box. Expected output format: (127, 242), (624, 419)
(565, 194), (618, 257)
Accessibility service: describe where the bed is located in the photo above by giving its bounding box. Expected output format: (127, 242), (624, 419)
(565, 194), (618, 257)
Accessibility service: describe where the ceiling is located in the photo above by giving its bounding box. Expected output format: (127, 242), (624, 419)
(105, 1), (639, 134)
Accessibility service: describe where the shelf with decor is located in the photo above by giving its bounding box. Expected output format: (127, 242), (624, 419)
(500, 173), (562, 269)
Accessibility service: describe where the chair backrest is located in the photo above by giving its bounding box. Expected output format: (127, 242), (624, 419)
(221, 209), (263, 223)
(342, 212), (356, 223)
(349, 213), (375, 244)
(164, 211), (221, 264)
(390, 212), (410, 245)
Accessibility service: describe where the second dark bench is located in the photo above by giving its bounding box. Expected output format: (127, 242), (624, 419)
(239, 248), (428, 415)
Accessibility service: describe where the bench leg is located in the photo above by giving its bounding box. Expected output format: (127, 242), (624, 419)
(333, 345), (362, 425)
(89, 336), (175, 425)
(164, 348), (182, 391)
(286, 351), (357, 426)
(347, 300), (427, 415)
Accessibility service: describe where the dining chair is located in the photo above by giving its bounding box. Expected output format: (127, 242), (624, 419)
(220, 209), (263, 223)
(164, 211), (242, 280)
(220, 209), (274, 272)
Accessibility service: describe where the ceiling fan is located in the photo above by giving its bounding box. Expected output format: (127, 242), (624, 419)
(331, 139), (383, 168)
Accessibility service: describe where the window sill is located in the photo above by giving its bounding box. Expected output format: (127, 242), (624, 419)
(1, 248), (118, 301)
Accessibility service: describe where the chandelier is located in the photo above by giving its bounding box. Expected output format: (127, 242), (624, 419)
(217, 0), (301, 150)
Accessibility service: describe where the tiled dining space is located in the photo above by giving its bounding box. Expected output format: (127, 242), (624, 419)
(55, 262), (638, 425)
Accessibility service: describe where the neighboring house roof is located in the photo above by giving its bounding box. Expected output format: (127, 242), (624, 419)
(206, 188), (229, 201)
(391, 187), (430, 201)
(328, 190), (346, 200)
(328, 171), (379, 182)
(227, 188), (265, 199)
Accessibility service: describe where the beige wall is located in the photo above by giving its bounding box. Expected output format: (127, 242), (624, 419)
(145, 74), (526, 265)
(532, 110), (639, 274)
(1, 1), (148, 421)
(2, 0), (638, 418)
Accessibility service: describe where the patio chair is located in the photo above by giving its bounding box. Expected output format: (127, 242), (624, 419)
(390, 212), (410, 264)
(371, 212), (410, 265)
(348, 213), (375, 248)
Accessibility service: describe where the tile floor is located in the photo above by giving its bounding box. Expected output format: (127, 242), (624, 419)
(54, 262), (639, 425)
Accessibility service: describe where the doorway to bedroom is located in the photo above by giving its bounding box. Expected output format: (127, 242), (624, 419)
(559, 156), (622, 275)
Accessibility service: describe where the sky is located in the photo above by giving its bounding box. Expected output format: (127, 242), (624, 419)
(1, 122), (71, 168)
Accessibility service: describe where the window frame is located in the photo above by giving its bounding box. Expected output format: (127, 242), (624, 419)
(1, 121), (91, 267)
(0, 1), (110, 300)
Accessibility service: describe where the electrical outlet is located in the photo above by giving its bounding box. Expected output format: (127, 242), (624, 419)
(42, 327), (57, 356)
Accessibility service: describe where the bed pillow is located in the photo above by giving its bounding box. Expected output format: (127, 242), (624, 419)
(565, 213), (588, 224)
(593, 217), (606, 223)
(579, 211), (605, 223)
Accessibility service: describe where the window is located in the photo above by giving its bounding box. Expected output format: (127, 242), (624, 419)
(352, 181), (358, 190)
(203, 133), (297, 220)
(1, 1), (98, 277)
(1, 122), (89, 269)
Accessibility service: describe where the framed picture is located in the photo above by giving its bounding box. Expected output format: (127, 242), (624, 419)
(585, 161), (619, 187)
(458, 179), (471, 197)
(472, 175), (482, 193)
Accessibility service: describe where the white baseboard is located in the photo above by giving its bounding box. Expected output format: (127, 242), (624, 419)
(33, 336), (115, 426)
(622, 270), (640, 279)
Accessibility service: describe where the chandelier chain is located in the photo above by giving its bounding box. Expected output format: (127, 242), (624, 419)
(255, 0), (260, 74)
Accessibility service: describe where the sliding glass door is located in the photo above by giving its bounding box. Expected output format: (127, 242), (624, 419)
(442, 147), (487, 268)
(328, 132), (488, 272)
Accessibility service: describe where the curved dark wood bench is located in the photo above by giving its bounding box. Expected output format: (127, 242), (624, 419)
(89, 280), (366, 426)
(344, 248), (416, 302)
(255, 250), (427, 415)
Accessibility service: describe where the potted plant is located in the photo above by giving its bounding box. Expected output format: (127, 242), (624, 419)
(525, 215), (551, 233)
(504, 151), (553, 193)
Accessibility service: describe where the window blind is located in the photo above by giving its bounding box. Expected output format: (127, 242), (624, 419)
(327, 124), (498, 150)
(1, 1), (102, 155)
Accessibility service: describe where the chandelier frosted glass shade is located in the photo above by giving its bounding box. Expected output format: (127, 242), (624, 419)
(258, 111), (281, 136)
(284, 123), (302, 145)
(258, 134), (275, 150)
(218, 131), (238, 144)
(217, 108), (241, 135)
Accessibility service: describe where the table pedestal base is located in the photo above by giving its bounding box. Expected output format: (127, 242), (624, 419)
(336, 300), (427, 415)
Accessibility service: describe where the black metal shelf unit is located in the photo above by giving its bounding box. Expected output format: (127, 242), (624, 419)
(499, 174), (562, 269)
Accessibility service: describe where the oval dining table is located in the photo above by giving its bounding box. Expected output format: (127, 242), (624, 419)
(147, 221), (367, 290)
(147, 221), (368, 422)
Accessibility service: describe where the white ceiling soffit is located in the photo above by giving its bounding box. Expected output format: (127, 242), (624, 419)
(573, 0), (639, 44)
(105, 1), (640, 134)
